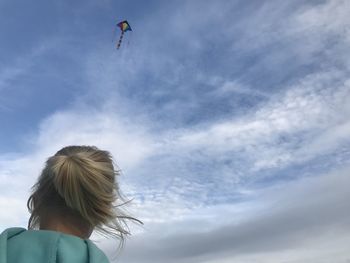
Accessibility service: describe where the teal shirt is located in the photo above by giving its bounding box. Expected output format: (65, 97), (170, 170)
(0, 228), (110, 263)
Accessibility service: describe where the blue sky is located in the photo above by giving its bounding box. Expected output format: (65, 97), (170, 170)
(1, 0), (350, 262)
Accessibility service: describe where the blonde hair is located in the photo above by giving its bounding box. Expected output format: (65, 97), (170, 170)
(27, 145), (140, 244)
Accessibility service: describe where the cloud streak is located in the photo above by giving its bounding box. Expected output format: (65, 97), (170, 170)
(114, 165), (350, 263)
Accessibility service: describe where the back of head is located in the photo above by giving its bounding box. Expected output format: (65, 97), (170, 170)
(27, 145), (136, 243)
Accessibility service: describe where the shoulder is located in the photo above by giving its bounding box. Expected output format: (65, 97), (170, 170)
(0, 228), (110, 263)
(0, 227), (27, 238)
(0, 227), (27, 246)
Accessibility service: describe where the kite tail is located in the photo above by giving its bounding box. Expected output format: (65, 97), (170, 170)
(117, 31), (125, 49)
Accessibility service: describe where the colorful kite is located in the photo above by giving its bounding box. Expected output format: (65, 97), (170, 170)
(116, 20), (132, 49)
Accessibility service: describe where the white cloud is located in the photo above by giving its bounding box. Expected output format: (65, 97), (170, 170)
(216, 80), (270, 98)
(107, 165), (350, 263)
(0, 197), (27, 230)
(33, 109), (155, 170)
(169, 69), (350, 172)
(293, 0), (350, 43)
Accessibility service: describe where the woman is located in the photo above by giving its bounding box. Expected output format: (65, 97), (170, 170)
(0, 145), (139, 263)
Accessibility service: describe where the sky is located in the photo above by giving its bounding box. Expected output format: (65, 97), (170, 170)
(0, 0), (350, 262)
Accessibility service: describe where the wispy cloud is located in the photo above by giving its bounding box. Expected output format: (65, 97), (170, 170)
(113, 166), (350, 263)
(166, 69), (350, 174)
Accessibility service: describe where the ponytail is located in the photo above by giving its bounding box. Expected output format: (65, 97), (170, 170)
(27, 146), (140, 243)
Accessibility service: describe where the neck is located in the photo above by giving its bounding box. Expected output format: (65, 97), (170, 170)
(39, 212), (92, 239)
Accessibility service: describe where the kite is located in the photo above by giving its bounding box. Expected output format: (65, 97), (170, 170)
(116, 20), (132, 49)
